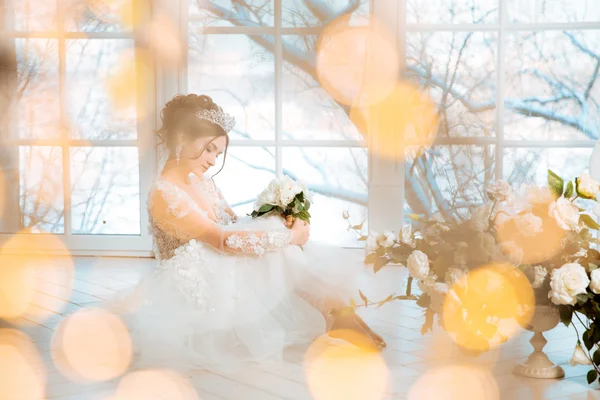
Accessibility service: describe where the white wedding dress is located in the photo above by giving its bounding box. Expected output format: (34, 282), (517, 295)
(117, 175), (371, 373)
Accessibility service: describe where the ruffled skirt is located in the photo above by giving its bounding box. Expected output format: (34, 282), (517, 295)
(114, 216), (372, 373)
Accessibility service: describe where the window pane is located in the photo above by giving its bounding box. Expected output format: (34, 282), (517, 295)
(282, 35), (363, 141)
(282, 0), (370, 28)
(507, 0), (600, 23)
(0, 146), (64, 234)
(189, 0), (274, 27)
(188, 32), (275, 140)
(504, 31), (600, 140)
(212, 147), (275, 217)
(282, 147), (368, 246)
(66, 0), (132, 32)
(66, 39), (138, 140)
(404, 145), (495, 222)
(6, 0), (57, 31)
(407, 0), (498, 24)
(15, 39), (61, 140)
(70, 147), (140, 235)
(406, 32), (497, 138)
(503, 147), (593, 187)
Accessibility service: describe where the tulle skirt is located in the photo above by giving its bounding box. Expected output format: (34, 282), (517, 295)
(113, 215), (372, 373)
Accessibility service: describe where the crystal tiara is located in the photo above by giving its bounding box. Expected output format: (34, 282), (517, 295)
(195, 108), (236, 133)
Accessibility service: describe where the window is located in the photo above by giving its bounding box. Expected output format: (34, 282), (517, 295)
(0, 0), (154, 253)
(186, 0), (371, 246)
(403, 0), (600, 223)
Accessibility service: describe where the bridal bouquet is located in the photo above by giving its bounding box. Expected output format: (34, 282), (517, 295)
(251, 175), (313, 224)
(355, 169), (600, 379)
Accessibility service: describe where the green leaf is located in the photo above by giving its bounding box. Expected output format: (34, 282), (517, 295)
(304, 200), (311, 211)
(559, 305), (573, 327)
(588, 369), (598, 385)
(258, 203), (274, 213)
(416, 293), (430, 308)
(358, 235), (367, 241)
(584, 328), (594, 351)
(564, 181), (575, 198)
(374, 257), (389, 273)
(577, 293), (590, 306)
(349, 297), (356, 309)
(364, 253), (378, 265)
(548, 169), (564, 198)
(581, 214), (600, 230)
(359, 290), (368, 306)
(593, 349), (600, 365)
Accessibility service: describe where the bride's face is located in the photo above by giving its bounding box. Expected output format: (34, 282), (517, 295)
(181, 135), (227, 176)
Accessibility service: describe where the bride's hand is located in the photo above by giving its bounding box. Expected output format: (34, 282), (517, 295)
(289, 218), (310, 246)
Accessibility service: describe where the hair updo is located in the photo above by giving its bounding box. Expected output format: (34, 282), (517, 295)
(157, 94), (229, 174)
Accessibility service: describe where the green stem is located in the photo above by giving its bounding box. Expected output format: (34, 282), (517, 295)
(574, 312), (600, 372)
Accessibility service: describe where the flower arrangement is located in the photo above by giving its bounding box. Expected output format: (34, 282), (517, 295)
(353, 169), (600, 382)
(251, 175), (313, 224)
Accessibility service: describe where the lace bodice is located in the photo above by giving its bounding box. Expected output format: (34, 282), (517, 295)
(148, 176), (292, 260)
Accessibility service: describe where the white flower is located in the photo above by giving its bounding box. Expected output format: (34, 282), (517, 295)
(590, 269), (600, 294)
(365, 231), (379, 254)
(297, 179), (314, 202)
(430, 283), (449, 313)
(486, 180), (512, 201)
(531, 265), (548, 289)
(569, 343), (592, 366)
(377, 231), (396, 248)
(407, 250), (430, 280)
(278, 175), (302, 207)
(548, 263), (590, 306)
(469, 203), (492, 232)
(255, 187), (278, 211)
(342, 210), (350, 219)
(549, 197), (580, 231)
(500, 241), (524, 265)
(525, 184), (555, 205)
(445, 267), (467, 287)
(515, 213), (543, 237)
(577, 173), (600, 198)
(401, 224), (416, 248)
(417, 279), (435, 294)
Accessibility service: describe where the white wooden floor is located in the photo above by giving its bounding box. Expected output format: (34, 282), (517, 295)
(5, 256), (600, 399)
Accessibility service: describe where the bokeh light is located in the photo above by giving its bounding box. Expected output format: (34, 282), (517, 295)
(0, 329), (46, 400)
(52, 308), (132, 382)
(109, 369), (200, 400)
(0, 232), (74, 322)
(316, 14), (400, 108)
(142, 13), (182, 66)
(407, 364), (499, 400)
(442, 265), (534, 353)
(349, 81), (439, 160)
(106, 48), (153, 116)
(495, 209), (566, 265)
(304, 332), (390, 400)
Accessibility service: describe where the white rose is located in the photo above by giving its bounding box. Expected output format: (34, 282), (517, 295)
(531, 265), (548, 289)
(297, 180), (314, 202)
(590, 269), (600, 294)
(515, 213), (543, 237)
(254, 188), (277, 211)
(486, 180), (512, 201)
(469, 203), (492, 232)
(407, 250), (430, 280)
(577, 173), (600, 198)
(548, 263), (590, 306)
(377, 231), (396, 248)
(569, 343), (592, 366)
(445, 267), (467, 287)
(401, 224), (416, 248)
(549, 197), (580, 231)
(365, 231), (379, 254)
(342, 210), (350, 219)
(500, 241), (523, 265)
(418, 279), (435, 294)
(430, 283), (449, 313)
(525, 184), (555, 205)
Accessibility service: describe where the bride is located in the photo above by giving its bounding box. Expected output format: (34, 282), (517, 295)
(122, 94), (385, 372)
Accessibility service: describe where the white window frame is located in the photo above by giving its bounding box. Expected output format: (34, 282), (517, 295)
(0, 0), (156, 256)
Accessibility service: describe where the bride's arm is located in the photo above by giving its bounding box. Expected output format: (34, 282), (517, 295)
(151, 190), (300, 255)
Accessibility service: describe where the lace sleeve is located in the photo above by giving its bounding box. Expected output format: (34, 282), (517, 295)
(150, 182), (292, 255)
(224, 229), (293, 255)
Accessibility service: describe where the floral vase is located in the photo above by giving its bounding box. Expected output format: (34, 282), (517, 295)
(512, 304), (565, 379)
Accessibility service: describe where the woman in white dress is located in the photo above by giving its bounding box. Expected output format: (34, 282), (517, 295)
(124, 94), (385, 373)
